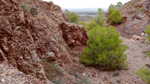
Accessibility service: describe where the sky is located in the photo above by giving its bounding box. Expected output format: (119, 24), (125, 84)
(42, 0), (131, 9)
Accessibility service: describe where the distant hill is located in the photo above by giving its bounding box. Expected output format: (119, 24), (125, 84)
(62, 8), (107, 15)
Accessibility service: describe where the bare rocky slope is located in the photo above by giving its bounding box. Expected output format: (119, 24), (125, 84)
(116, 0), (150, 38)
(0, 0), (88, 83)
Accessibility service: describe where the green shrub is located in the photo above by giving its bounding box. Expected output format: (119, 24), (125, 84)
(136, 67), (150, 84)
(109, 10), (122, 24)
(80, 26), (127, 70)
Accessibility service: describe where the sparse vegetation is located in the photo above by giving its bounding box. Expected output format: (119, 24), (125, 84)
(20, 3), (38, 16)
(43, 61), (64, 84)
(80, 26), (127, 70)
(136, 67), (150, 84)
(109, 10), (122, 24)
(84, 8), (106, 31)
(145, 25), (150, 42)
(136, 7), (140, 10)
(20, 3), (30, 12)
(144, 25), (150, 57)
(30, 7), (38, 16)
(128, 1), (136, 6)
(78, 21), (85, 26)
(136, 25), (150, 84)
(141, 9), (144, 13)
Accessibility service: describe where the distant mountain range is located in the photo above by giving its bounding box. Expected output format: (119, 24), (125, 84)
(62, 8), (108, 15)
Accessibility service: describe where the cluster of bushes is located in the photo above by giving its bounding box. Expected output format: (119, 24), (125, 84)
(76, 6), (127, 70)
(64, 3), (127, 70)
(80, 26), (127, 70)
(108, 2), (123, 24)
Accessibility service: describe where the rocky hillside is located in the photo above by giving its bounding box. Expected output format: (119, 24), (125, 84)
(116, 0), (150, 38)
(0, 0), (88, 83)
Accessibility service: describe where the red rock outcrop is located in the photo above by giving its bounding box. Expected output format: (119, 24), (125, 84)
(116, 0), (150, 38)
(0, 0), (88, 83)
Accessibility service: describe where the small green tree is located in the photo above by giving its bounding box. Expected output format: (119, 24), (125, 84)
(109, 10), (122, 24)
(64, 9), (79, 23)
(80, 26), (127, 70)
(94, 8), (106, 27)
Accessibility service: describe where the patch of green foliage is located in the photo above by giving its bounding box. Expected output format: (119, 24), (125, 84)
(109, 10), (122, 24)
(84, 8), (106, 31)
(145, 25), (150, 58)
(145, 25), (150, 42)
(146, 52), (150, 58)
(136, 67), (150, 84)
(80, 26), (127, 70)
(64, 9), (79, 23)
(78, 21), (85, 26)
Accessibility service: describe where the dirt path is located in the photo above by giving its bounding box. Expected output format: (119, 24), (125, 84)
(83, 37), (150, 84)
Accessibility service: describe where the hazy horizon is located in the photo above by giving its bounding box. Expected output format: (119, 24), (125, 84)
(42, 0), (131, 9)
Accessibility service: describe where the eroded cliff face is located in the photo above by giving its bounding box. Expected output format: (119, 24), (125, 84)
(0, 0), (88, 83)
(116, 0), (150, 38)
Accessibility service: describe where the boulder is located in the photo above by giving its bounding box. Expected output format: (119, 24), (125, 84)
(132, 35), (142, 40)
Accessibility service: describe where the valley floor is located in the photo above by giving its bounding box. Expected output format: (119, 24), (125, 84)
(83, 37), (150, 84)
